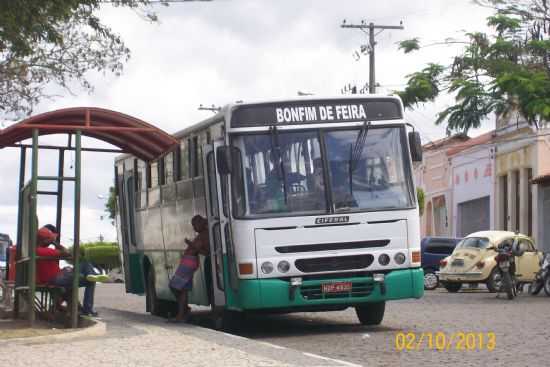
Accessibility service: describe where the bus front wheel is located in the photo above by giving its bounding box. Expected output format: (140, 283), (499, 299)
(355, 301), (385, 325)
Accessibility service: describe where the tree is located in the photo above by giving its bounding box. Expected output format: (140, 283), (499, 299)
(105, 186), (117, 224)
(396, 0), (550, 134)
(416, 187), (425, 217)
(0, 1), (165, 120)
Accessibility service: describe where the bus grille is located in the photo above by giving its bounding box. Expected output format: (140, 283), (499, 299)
(300, 282), (375, 300)
(294, 255), (374, 273)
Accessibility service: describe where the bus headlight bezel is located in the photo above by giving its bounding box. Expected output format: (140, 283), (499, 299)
(261, 261), (274, 274)
(378, 253), (390, 266)
(394, 252), (406, 265)
(277, 260), (290, 273)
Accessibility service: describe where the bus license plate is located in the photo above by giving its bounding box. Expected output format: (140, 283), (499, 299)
(321, 282), (352, 294)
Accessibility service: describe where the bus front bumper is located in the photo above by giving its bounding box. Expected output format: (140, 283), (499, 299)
(233, 268), (424, 310)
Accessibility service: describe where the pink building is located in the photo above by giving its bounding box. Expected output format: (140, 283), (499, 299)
(414, 135), (469, 237)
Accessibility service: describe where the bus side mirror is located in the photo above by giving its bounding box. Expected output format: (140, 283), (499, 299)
(408, 131), (423, 162)
(216, 146), (236, 175)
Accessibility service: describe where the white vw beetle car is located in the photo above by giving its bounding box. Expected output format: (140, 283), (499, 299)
(437, 231), (541, 293)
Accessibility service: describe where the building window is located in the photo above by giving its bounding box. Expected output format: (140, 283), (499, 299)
(433, 195), (448, 236)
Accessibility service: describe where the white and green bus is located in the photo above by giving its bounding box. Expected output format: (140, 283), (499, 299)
(115, 95), (424, 326)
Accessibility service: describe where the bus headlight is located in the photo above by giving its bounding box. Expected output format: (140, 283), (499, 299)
(394, 252), (406, 265)
(378, 254), (390, 266)
(261, 261), (274, 274)
(277, 260), (290, 273)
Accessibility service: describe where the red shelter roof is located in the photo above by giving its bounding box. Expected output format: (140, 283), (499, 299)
(0, 107), (178, 161)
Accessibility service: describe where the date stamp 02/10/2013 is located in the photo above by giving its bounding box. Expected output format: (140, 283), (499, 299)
(394, 331), (497, 352)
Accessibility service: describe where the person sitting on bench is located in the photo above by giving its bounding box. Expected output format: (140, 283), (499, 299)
(36, 225), (108, 316)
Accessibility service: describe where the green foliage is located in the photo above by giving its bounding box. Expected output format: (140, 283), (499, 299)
(397, 0), (550, 133)
(416, 187), (425, 217)
(396, 63), (445, 108)
(72, 241), (121, 270)
(398, 38), (421, 54)
(105, 186), (117, 222)
(0, 0), (161, 120)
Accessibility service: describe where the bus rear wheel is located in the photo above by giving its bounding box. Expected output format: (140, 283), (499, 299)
(355, 301), (385, 325)
(146, 267), (163, 317)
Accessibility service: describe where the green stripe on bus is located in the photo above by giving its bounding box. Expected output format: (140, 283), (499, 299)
(228, 268), (424, 310)
(128, 253), (145, 294)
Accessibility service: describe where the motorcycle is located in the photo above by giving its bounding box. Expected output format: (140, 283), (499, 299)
(494, 243), (518, 300)
(530, 253), (550, 296)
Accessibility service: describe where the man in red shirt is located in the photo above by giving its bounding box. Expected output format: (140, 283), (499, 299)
(36, 227), (67, 284)
(36, 225), (108, 316)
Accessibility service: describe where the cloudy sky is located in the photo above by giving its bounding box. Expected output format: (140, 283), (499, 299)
(0, 0), (495, 244)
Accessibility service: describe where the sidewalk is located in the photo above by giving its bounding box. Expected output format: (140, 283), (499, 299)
(1, 284), (360, 367)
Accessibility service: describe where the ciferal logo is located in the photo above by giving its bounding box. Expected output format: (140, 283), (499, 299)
(315, 216), (350, 225)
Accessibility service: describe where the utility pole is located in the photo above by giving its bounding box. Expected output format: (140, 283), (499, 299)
(341, 20), (404, 94)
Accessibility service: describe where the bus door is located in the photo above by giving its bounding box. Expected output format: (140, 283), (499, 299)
(203, 141), (227, 308)
(116, 165), (134, 291)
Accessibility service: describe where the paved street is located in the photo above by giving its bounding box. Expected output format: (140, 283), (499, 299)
(92, 283), (550, 367)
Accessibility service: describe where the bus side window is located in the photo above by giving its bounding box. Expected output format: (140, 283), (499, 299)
(180, 139), (189, 180)
(137, 160), (147, 209)
(146, 162), (151, 189)
(192, 136), (200, 177)
(158, 157), (166, 186)
(149, 161), (160, 207)
(188, 137), (196, 178)
(165, 152), (174, 184)
(173, 148), (181, 181)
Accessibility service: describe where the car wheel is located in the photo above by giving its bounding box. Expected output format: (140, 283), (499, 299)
(529, 280), (543, 295)
(502, 272), (515, 300)
(443, 282), (462, 293)
(544, 275), (550, 297)
(355, 301), (385, 325)
(423, 271), (439, 290)
(486, 267), (501, 293)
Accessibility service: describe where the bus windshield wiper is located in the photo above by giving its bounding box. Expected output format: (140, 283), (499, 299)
(269, 126), (288, 204)
(347, 121), (371, 196)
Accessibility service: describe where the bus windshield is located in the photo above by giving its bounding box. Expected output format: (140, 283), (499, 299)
(233, 131), (327, 216)
(325, 127), (413, 212)
(232, 126), (413, 217)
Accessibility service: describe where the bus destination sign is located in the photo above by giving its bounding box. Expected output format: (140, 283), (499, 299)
(230, 99), (402, 127)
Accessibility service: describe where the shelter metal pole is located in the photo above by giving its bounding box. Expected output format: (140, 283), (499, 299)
(56, 149), (65, 239)
(14, 146), (26, 319)
(70, 131), (82, 328)
(28, 129), (39, 327)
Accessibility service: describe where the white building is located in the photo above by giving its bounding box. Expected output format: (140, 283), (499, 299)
(447, 132), (495, 237)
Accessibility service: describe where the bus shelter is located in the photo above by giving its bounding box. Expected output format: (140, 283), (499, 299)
(0, 107), (178, 328)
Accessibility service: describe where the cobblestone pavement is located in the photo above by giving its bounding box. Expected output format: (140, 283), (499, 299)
(227, 288), (550, 367)
(96, 283), (550, 366)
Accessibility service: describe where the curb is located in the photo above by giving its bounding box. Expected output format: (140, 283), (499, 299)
(0, 318), (107, 345)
